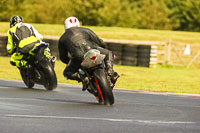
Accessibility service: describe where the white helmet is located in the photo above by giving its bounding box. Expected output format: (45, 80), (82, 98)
(64, 16), (80, 30)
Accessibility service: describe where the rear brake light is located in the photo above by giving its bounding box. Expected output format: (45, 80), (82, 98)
(90, 56), (96, 60)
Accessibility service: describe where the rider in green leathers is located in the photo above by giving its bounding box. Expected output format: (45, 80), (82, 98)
(7, 15), (53, 68)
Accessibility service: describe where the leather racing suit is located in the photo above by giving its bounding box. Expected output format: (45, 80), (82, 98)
(7, 22), (51, 68)
(58, 27), (115, 81)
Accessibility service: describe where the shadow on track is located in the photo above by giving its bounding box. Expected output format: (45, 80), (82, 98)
(37, 98), (101, 105)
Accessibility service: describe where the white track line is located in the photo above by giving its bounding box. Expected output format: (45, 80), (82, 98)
(0, 97), (39, 101)
(0, 114), (197, 124)
(0, 86), (10, 89)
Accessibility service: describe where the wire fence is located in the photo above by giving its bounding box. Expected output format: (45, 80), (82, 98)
(156, 40), (200, 68)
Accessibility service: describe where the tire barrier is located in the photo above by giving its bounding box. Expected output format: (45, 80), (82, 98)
(106, 42), (123, 64)
(0, 35), (157, 67)
(137, 45), (151, 67)
(121, 44), (138, 66)
(0, 36), (7, 56)
(106, 43), (157, 67)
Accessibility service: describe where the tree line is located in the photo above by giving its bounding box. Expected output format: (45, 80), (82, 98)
(1, 0), (200, 32)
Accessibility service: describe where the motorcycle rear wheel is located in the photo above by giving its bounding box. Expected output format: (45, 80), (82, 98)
(93, 68), (114, 105)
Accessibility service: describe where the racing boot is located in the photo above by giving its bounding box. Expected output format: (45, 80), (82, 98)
(50, 56), (56, 68)
(81, 77), (89, 91)
(44, 47), (52, 59)
(106, 61), (114, 76)
(44, 47), (56, 68)
(65, 71), (89, 91)
(111, 72), (120, 87)
(78, 69), (90, 91)
(106, 61), (119, 87)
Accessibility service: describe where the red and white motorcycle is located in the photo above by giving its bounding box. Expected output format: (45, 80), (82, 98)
(79, 49), (117, 105)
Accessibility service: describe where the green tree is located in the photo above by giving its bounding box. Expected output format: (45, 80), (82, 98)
(182, 0), (200, 31)
(98, 0), (138, 27)
(0, 0), (25, 22)
(69, 0), (104, 26)
(1, 0), (200, 32)
(165, 0), (200, 31)
(25, 0), (71, 24)
(136, 0), (171, 30)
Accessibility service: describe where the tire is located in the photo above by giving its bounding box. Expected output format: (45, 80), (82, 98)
(107, 43), (123, 64)
(122, 44), (138, 66)
(93, 68), (114, 105)
(20, 69), (35, 88)
(36, 58), (57, 90)
(42, 63), (57, 90)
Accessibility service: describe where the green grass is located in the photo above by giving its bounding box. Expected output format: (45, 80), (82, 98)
(1, 22), (200, 94)
(1, 22), (200, 44)
(1, 57), (200, 94)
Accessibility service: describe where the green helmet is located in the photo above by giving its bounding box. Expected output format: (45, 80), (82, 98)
(10, 15), (24, 28)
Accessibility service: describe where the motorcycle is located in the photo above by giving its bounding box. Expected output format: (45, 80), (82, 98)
(78, 49), (117, 105)
(19, 43), (57, 90)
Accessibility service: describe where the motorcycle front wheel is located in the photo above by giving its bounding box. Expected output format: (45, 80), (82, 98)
(40, 62), (57, 90)
(20, 68), (35, 88)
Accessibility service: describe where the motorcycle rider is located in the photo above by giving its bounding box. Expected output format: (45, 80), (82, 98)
(6, 15), (54, 68)
(58, 16), (119, 90)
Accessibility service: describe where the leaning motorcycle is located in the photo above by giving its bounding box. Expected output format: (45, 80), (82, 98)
(78, 49), (116, 105)
(19, 43), (57, 90)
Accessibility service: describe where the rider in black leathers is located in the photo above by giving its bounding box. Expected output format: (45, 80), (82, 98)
(58, 17), (119, 89)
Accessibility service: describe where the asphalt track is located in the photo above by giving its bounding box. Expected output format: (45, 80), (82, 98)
(0, 79), (200, 133)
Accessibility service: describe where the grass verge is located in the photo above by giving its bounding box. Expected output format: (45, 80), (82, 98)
(1, 22), (200, 44)
(1, 57), (200, 94)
